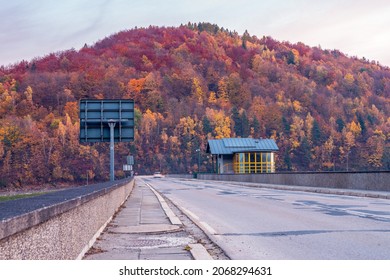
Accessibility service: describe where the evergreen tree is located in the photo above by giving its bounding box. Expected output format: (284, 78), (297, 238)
(357, 113), (366, 137)
(282, 116), (290, 133)
(336, 118), (345, 132)
(251, 116), (261, 138)
(242, 30), (251, 49)
(231, 107), (242, 136)
(295, 137), (311, 169)
(202, 116), (213, 135)
(284, 150), (292, 171)
(382, 146), (390, 170)
(312, 119), (322, 146)
(231, 107), (250, 137)
(241, 110), (250, 137)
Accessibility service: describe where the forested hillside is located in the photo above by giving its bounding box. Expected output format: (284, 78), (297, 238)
(1, 23), (389, 189)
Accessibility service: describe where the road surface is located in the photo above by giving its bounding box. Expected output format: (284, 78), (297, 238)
(143, 177), (390, 260)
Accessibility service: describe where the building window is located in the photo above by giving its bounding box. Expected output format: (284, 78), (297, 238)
(233, 152), (275, 173)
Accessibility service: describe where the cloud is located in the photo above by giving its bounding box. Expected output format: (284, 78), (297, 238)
(1, 0), (390, 66)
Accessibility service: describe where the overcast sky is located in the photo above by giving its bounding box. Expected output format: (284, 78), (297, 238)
(1, 0), (390, 67)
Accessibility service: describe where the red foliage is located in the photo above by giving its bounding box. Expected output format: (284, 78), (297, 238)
(0, 23), (389, 188)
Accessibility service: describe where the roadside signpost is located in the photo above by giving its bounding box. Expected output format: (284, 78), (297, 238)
(79, 99), (134, 181)
(126, 156), (134, 165)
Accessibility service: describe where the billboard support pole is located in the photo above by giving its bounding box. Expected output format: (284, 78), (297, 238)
(108, 121), (116, 181)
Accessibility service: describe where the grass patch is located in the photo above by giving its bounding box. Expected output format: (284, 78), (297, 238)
(0, 192), (48, 202)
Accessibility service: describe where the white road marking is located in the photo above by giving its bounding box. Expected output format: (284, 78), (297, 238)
(181, 206), (218, 235)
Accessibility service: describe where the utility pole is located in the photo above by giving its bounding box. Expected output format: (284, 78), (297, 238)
(196, 148), (201, 173)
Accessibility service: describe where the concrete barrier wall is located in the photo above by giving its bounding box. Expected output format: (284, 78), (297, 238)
(166, 174), (193, 179)
(197, 172), (390, 192)
(0, 179), (134, 260)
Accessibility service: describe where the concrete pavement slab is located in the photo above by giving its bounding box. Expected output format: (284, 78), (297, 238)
(83, 178), (213, 260)
(109, 224), (181, 234)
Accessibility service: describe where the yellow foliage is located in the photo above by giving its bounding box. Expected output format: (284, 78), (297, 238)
(161, 130), (168, 144)
(373, 129), (385, 139)
(290, 49), (300, 65)
(305, 113), (314, 141)
(177, 116), (196, 137)
(57, 121), (66, 146)
(0, 123), (21, 147)
(289, 115), (305, 149)
(141, 109), (161, 137)
(343, 130), (355, 148)
(261, 48), (275, 61)
(142, 55), (153, 68)
(292, 100), (302, 113)
(64, 101), (79, 123)
(0, 90), (13, 115)
(326, 82), (338, 91)
(208, 91), (217, 104)
(344, 73), (355, 85)
(291, 139), (300, 149)
(192, 77), (204, 105)
(217, 78), (228, 101)
(324, 136), (335, 153)
(206, 108), (231, 139)
(322, 161), (334, 169)
(276, 91), (285, 102)
(364, 135), (385, 168)
(251, 54), (263, 72)
(169, 135), (179, 145)
(24, 86), (33, 103)
(349, 121), (361, 136)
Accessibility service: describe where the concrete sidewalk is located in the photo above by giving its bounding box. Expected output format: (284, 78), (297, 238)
(84, 178), (211, 260)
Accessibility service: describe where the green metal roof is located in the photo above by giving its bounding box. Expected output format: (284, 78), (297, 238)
(207, 138), (278, 155)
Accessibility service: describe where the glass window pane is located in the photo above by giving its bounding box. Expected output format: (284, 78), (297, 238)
(239, 153), (244, 163)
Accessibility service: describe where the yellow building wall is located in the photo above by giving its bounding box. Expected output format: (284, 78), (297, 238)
(233, 152), (275, 173)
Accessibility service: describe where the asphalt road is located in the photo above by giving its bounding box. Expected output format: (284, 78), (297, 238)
(144, 177), (390, 260)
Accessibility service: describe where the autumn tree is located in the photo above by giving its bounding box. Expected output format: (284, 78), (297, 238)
(206, 108), (231, 139)
(191, 77), (205, 105)
(339, 128), (356, 170)
(1, 24), (390, 187)
(362, 131), (385, 169)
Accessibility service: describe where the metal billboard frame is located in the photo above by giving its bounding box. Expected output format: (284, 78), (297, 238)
(79, 99), (134, 143)
(79, 99), (135, 181)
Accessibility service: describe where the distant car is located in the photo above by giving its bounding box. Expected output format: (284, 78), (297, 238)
(153, 172), (164, 178)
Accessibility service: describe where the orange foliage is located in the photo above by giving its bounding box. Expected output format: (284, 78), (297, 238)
(0, 23), (390, 188)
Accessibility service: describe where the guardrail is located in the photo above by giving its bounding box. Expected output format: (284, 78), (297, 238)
(0, 178), (134, 260)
